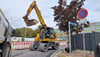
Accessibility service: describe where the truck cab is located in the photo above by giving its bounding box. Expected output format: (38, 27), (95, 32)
(0, 9), (12, 57)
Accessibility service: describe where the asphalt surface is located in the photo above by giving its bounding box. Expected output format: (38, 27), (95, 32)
(12, 46), (66, 57)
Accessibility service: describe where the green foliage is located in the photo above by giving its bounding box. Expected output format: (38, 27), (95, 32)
(14, 25), (42, 38)
(32, 25), (41, 37)
(52, 0), (86, 33)
(38, 25), (42, 28)
(15, 29), (21, 37)
(22, 38), (24, 41)
(32, 29), (40, 37)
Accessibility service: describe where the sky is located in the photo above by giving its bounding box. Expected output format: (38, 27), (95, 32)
(0, 0), (100, 30)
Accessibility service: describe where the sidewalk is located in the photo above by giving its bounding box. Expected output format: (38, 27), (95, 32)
(58, 50), (94, 57)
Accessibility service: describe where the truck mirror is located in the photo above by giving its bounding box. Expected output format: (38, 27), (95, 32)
(12, 30), (15, 36)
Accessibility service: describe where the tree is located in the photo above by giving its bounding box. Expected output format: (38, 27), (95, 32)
(32, 25), (42, 37)
(26, 28), (34, 38)
(14, 27), (34, 38)
(52, 0), (86, 32)
(38, 25), (42, 29)
(52, 0), (86, 52)
(14, 25), (42, 38)
(15, 29), (21, 37)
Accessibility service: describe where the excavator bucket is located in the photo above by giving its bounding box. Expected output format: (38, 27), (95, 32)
(26, 19), (38, 26)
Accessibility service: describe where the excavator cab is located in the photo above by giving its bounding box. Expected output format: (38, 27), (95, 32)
(39, 27), (55, 40)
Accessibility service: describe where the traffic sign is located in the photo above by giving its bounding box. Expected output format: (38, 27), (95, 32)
(77, 9), (88, 19)
(70, 22), (75, 26)
(78, 19), (87, 25)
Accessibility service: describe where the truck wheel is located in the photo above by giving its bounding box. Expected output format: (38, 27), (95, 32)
(1, 43), (11, 57)
(42, 45), (48, 52)
(8, 47), (12, 57)
(0, 54), (1, 57)
(29, 44), (35, 51)
(52, 43), (59, 50)
(65, 47), (70, 53)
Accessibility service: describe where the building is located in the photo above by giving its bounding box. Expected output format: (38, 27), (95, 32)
(93, 21), (100, 32)
(54, 29), (67, 40)
(11, 37), (22, 41)
(81, 21), (100, 33)
(11, 37), (35, 41)
(55, 21), (100, 40)
(24, 38), (34, 41)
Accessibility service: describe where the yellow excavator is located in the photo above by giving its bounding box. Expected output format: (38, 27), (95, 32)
(23, 0), (59, 52)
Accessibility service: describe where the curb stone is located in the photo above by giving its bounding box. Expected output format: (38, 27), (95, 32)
(50, 49), (64, 57)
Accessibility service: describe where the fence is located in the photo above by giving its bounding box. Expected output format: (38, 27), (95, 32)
(71, 32), (100, 57)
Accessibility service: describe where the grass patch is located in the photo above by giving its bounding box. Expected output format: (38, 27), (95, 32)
(82, 55), (88, 57)
(58, 54), (66, 57)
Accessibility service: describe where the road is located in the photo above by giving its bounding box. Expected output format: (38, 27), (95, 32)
(12, 46), (66, 57)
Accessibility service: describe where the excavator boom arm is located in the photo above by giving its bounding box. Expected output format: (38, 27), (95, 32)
(34, 5), (46, 26)
(23, 1), (46, 26)
(23, 1), (36, 18)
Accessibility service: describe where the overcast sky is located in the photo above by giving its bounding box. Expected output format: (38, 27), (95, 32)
(0, 0), (100, 30)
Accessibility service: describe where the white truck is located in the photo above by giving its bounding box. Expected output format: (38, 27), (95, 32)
(0, 9), (12, 57)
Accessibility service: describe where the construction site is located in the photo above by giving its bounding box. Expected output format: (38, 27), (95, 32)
(0, 0), (100, 57)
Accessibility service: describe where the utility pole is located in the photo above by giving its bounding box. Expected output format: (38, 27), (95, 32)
(69, 21), (72, 56)
(25, 27), (27, 38)
(82, 23), (86, 57)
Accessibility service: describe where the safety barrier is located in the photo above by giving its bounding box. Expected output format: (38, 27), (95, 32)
(55, 41), (66, 46)
(11, 41), (66, 50)
(11, 41), (33, 50)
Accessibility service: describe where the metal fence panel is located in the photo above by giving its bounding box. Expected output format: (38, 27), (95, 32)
(71, 32), (100, 50)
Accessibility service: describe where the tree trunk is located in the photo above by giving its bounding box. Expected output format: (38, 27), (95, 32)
(67, 33), (69, 48)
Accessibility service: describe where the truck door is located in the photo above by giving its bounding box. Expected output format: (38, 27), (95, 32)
(0, 13), (6, 43)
